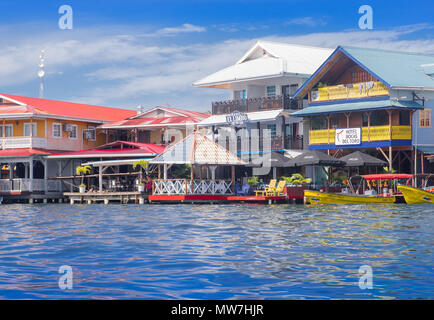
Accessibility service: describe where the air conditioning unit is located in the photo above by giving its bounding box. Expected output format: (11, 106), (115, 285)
(64, 124), (73, 131)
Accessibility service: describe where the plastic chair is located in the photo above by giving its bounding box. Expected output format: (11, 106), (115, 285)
(255, 179), (277, 196)
(268, 180), (286, 196)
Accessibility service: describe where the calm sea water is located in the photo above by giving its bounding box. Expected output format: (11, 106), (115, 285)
(0, 203), (433, 299)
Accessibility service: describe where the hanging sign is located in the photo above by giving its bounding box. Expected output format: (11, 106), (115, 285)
(226, 111), (248, 127)
(335, 128), (361, 146)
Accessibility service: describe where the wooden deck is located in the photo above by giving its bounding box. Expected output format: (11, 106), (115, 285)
(64, 191), (148, 204)
(148, 194), (288, 204)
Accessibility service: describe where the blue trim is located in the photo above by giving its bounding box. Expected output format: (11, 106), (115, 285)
(293, 46), (393, 100)
(309, 140), (412, 150)
(307, 96), (389, 107)
(235, 150), (285, 155)
(292, 47), (341, 100)
(339, 47), (391, 89)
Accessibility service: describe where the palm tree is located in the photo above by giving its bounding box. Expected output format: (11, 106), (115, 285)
(133, 160), (149, 182)
(76, 165), (92, 187)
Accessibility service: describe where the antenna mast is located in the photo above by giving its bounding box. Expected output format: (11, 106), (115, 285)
(38, 49), (45, 98)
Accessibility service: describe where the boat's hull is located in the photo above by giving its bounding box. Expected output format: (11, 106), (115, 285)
(397, 185), (434, 204)
(304, 190), (396, 204)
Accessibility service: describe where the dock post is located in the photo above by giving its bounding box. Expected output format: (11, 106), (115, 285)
(70, 198), (74, 205)
(87, 199), (92, 205)
(29, 198), (33, 204)
(104, 198), (109, 205)
(43, 198), (47, 204)
(139, 197), (145, 204)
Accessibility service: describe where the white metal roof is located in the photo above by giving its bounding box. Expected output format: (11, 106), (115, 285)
(197, 109), (299, 126)
(193, 41), (333, 87)
(82, 158), (152, 167)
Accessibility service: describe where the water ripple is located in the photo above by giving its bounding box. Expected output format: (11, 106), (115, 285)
(0, 203), (433, 299)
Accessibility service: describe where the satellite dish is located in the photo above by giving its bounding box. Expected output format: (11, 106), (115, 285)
(38, 70), (45, 78)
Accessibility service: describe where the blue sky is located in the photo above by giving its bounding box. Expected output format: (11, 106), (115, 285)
(0, 0), (433, 112)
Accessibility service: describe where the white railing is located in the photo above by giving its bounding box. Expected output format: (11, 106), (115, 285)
(153, 179), (233, 195)
(1, 137), (47, 149)
(0, 179), (61, 192)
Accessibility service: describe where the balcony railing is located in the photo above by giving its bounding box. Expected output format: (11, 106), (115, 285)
(0, 179), (61, 193)
(310, 81), (389, 103)
(212, 95), (302, 115)
(153, 179), (233, 195)
(1, 137), (47, 149)
(309, 126), (412, 145)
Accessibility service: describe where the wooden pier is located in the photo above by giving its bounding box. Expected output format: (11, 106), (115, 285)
(64, 191), (148, 204)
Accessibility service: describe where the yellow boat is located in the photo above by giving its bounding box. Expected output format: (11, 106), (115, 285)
(397, 185), (434, 204)
(304, 190), (396, 204)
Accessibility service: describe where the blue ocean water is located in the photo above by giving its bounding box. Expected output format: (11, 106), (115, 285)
(0, 203), (432, 299)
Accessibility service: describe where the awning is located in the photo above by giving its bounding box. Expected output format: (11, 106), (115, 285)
(416, 146), (434, 154)
(339, 151), (387, 167)
(360, 174), (413, 181)
(82, 158), (153, 167)
(285, 150), (345, 167)
(291, 99), (424, 117)
(246, 152), (293, 168)
(197, 109), (297, 127)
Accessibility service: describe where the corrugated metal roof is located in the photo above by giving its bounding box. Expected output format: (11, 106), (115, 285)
(197, 109), (293, 126)
(341, 46), (434, 89)
(193, 41), (333, 87)
(150, 131), (245, 165)
(291, 99), (423, 117)
(0, 93), (136, 122)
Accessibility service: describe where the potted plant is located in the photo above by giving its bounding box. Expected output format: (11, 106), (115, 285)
(76, 165), (91, 193)
(281, 173), (312, 198)
(247, 176), (259, 190)
(133, 160), (149, 191)
(78, 183), (86, 193)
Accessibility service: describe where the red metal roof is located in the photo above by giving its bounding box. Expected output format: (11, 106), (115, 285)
(101, 115), (208, 128)
(0, 93), (136, 122)
(0, 148), (54, 157)
(48, 141), (165, 158)
(360, 174), (413, 181)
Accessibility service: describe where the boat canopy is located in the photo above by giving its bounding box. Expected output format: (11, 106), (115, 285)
(360, 174), (413, 181)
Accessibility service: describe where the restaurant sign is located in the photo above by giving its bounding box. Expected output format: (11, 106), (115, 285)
(335, 128), (361, 146)
(226, 111), (249, 127)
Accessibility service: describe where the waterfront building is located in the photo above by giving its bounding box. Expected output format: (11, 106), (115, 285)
(0, 93), (136, 201)
(291, 46), (434, 176)
(98, 106), (210, 146)
(193, 41), (333, 178)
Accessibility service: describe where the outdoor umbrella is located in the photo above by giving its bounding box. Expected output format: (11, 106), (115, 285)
(284, 150), (345, 167)
(246, 152), (292, 168)
(339, 151), (387, 167)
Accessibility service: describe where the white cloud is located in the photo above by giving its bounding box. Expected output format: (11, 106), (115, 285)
(156, 23), (206, 36)
(1, 23), (434, 111)
(285, 17), (325, 27)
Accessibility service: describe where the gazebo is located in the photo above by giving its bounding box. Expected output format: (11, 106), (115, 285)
(149, 131), (245, 195)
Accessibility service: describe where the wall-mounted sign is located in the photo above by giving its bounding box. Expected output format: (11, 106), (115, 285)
(226, 111), (248, 127)
(335, 128), (361, 146)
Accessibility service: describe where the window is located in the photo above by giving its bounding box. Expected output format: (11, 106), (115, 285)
(266, 86), (276, 97)
(234, 90), (246, 100)
(399, 110), (410, 126)
(52, 123), (62, 138)
(370, 110), (388, 126)
(285, 124), (291, 137)
(69, 125), (78, 139)
(87, 126), (96, 141)
(266, 124), (277, 137)
(311, 116), (328, 130)
(420, 109), (431, 128)
(24, 123), (37, 137)
(0, 124), (13, 137)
